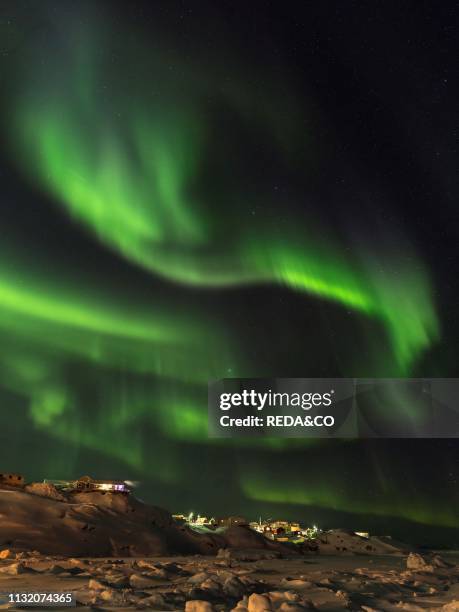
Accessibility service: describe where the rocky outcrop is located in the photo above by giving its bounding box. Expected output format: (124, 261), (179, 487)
(24, 482), (67, 502)
(0, 487), (293, 557)
(406, 551), (435, 571)
(316, 529), (414, 555)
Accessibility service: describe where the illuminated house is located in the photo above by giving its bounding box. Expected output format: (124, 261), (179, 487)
(270, 520), (301, 534)
(73, 475), (130, 493)
(249, 518), (317, 542)
(173, 513), (217, 527)
(172, 514), (187, 524)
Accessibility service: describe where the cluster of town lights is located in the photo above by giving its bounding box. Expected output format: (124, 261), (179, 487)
(174, 513), (321, 543)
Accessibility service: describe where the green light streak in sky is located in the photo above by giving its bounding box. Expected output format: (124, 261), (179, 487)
(0, 268), (179, 344)
(241, 474), (459, 529)
(10, 35), (439, 372)
(0, 257), (239, 385)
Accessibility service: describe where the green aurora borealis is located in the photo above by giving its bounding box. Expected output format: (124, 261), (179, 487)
(11, 38), (438, 374)
(0, 2), (457, 545)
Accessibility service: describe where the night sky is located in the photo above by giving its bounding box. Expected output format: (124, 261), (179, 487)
(0, 1), (458, 547)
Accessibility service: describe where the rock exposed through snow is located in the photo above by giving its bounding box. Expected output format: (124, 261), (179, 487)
(0, 487), (293, 557)
(0, 552), (457, 610)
